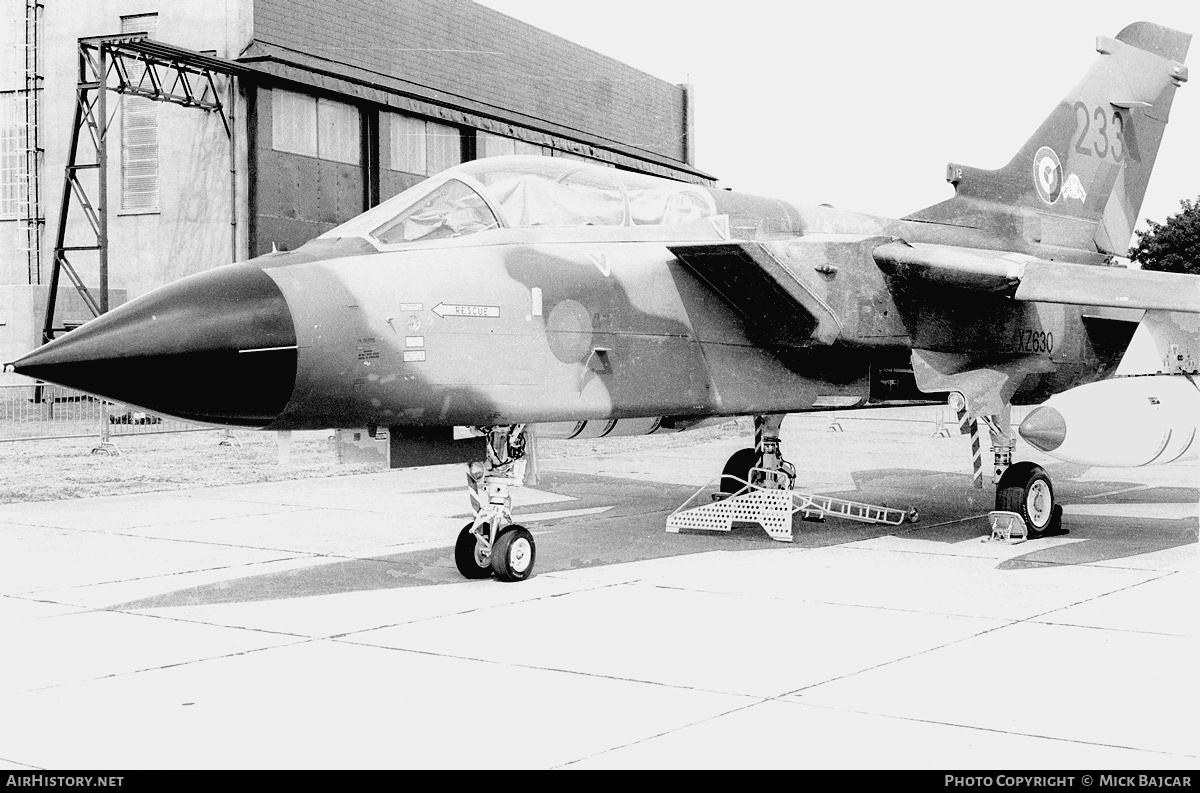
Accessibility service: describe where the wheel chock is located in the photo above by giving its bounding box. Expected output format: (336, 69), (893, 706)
(983, 510), (1027, 544)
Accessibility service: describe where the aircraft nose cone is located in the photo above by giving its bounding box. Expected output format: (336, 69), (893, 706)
(11, 264), (296, 426)
(1019, 406), (1067, 453)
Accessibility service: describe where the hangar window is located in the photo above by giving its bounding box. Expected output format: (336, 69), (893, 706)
(120, 14), (159, 211)
(0, 93), (24, 219)
(427, 120), (463, 174)
(478, 132), (515, 159)
(389, 114), (426, 174)
(387, 113), (464, 176)
(552, 150), (614, 168)
(478, 132), (548, 159)
(272, 89), (361, 165)
(272, 91), (317, 157)
(514, 140), (549, 157)
(316, 99), (361, 165)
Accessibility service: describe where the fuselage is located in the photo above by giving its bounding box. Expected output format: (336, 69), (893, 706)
(12, 156), (1132, 431)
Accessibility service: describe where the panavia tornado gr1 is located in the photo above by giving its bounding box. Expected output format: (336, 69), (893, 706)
(11, 21), (1200, 581)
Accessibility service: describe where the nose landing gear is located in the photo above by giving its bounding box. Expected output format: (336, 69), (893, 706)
(453, 424), (538, 582)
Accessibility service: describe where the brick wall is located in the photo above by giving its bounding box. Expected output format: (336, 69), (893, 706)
(251, 0), (687, 163)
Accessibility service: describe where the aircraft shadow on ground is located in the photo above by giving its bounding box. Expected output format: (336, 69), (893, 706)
(111, 468), (1196, 610)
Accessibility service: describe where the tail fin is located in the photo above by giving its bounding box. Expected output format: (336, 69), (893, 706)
(905, 22), (1190, 257)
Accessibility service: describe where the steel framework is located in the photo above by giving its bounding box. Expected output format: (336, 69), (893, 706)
(43, 34), (254, 342)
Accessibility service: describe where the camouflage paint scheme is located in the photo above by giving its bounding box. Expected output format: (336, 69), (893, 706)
(12, 22), (1200, 453)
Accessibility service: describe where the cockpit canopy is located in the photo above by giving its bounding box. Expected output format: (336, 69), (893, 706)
(322, 155), (718, 246)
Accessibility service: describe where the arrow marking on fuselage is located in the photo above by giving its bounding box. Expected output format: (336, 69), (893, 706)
(432, 303), (499, 318)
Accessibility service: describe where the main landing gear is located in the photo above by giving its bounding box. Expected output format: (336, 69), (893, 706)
(948, 393), (1064, 539)
(995, 461), (1060, 537)
(454, 424), (537, 582)
(668, 414), (918, 540)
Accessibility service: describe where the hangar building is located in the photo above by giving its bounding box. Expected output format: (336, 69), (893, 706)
(0, 0), (708, 382)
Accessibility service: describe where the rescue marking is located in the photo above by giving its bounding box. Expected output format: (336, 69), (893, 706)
(432, 303), (499, 318)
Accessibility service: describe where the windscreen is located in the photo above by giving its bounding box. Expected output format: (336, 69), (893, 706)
(320, 155), (718, 245)
(369, 179), (499, 244)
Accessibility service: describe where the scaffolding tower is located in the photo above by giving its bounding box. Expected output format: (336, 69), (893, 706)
(43, 34), (255, 343)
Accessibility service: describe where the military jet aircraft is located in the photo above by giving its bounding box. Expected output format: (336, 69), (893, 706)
(10, 21), (1200, 582)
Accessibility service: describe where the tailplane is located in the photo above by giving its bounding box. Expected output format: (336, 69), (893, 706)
(906, 22), (1190, 258)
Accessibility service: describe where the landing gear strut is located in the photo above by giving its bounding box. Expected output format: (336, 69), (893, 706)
(454, 424), (537, 582)
(719, 414), (796, 494)
(949, 393), (1064, 538)
(670, 413), (918, 540)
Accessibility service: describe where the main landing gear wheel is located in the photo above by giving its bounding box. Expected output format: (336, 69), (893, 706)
(491, 525), (536, 582)
(454, 523), (493, 579)
(995, 462), (1064, 538)
(720, 448), (757, 494)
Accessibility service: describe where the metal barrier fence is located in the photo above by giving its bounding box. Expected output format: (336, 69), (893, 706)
(0, 382), (209, 450)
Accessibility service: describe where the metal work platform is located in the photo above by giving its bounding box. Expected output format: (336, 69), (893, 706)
(667, 471), (918, 542)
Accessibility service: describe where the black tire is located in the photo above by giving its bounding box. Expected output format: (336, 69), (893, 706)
(996, 462), (1056, 536)
(720, 448), (758, 494)
(454, 522), (493, 579)
(491, 525), (536, 582)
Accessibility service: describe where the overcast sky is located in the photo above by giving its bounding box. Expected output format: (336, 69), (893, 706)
(479, 1), (1200, 239)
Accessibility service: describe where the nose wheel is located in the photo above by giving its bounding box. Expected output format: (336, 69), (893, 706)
(454, 522), (537, 581)
(492, 526), (536, 582)
(453, 425), (539, 582)
(454, 522), (494, 579)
